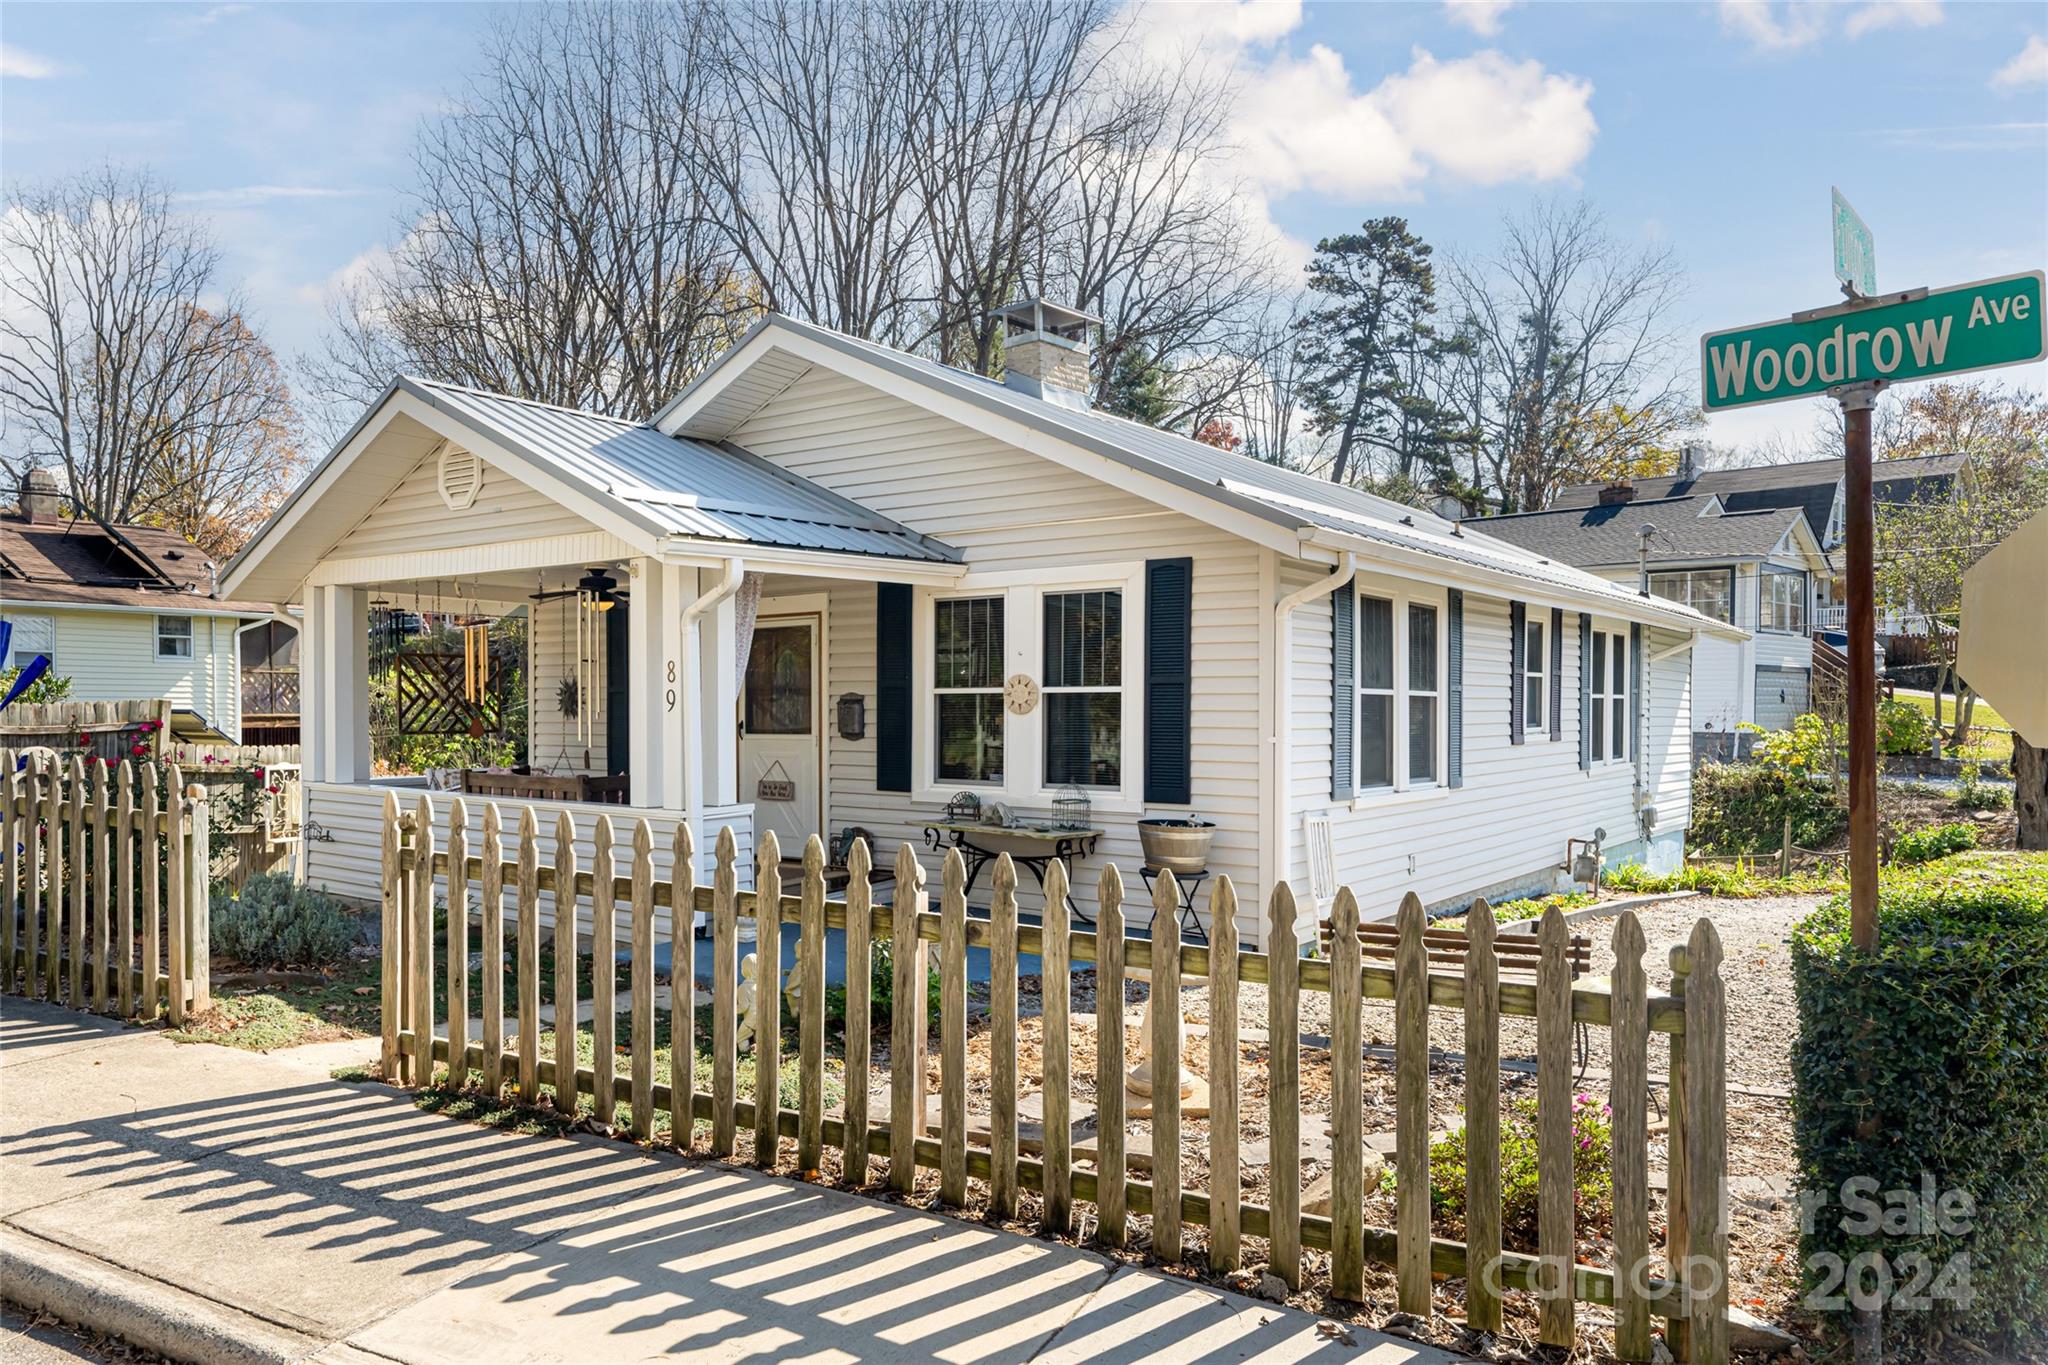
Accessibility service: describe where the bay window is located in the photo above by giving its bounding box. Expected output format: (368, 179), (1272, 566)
(934, 595), (1004, 784)
(1648, 568), (1734, 624)
(1356, 584), (1445, 795)
(1760, 568), (1807, 633)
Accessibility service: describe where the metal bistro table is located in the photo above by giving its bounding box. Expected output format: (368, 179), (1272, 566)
(923, 821), (1103, 927)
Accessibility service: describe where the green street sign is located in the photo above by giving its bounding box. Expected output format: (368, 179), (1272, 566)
(1701, 271), (2046, 411)
(1831, 187), (1875, 296)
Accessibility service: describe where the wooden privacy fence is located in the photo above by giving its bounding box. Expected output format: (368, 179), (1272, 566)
(1, 755), (213, 1022)
(0, 699), (172, 764)
(387, 794), (1731, 1364)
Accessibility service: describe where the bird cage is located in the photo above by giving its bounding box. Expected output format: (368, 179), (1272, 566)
(1052, 784), (1091, 830)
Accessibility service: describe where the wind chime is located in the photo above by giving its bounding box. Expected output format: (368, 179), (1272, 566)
(574, 579), (606, 746)
(460, 579), (491, 739)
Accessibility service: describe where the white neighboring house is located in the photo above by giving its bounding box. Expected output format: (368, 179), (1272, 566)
(221, 303), (1743, 941)
(1473, 484), (1831, 752)
(2, 471), (271, 740)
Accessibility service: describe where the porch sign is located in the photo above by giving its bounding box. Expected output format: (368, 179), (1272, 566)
(1700, 270), (2045, 411)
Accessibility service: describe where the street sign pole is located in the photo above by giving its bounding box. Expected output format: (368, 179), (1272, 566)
(1835, 382), (1882, 954)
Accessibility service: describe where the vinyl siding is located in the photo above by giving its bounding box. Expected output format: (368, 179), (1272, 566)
(3, 606), (243, 738)
(1288, 581), (1692, 917)
(1594, 557), (1809, 733)
(328, 440), (593, 559)
(525, 596), (609, 778)
(730, 368), (1268, 943)
(304, 780), (753, 940)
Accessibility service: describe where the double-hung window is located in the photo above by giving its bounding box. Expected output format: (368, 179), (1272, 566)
(1648, 568), (1734, 624)
(2, 613), (56, 672)
(1523, 613), (1546, 735)
(1357, 586), (1444, 794)
(1760, 568), (1807, 633)
(1042, 589), (1122, 788)
(156, 615), (193, 661)
(934, 596), (1004, 784)
(1589, 628), (1628, 763)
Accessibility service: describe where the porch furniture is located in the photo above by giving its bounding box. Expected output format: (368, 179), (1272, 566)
(459, 770), (631, 805)
(1138, 863), (1211, 945)
(776, 826), (900, 899)
(923, 820), (1102, 926)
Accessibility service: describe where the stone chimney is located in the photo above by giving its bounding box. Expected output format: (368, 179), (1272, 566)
(1598, 479), (1637, 506)
(995, 299), (1098, 410)
(17, 468), (60, 524)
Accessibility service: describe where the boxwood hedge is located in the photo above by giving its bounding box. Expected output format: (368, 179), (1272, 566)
(1790, 853), (2048, 1355)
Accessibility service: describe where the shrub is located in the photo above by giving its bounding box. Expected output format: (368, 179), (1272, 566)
(211, 874), (358, 968)
(1890, 821), (1977, 865)
(1691, 757), (1847, 855)
(1485, 891), (1595, 925)
(1410, 1094), (1613, 1248)
(1790, 853), (2048, 1355)
(1953, 760), (2013, 812)
(1603, 859), (1846, 898)
(1876, 698), (1933, 755)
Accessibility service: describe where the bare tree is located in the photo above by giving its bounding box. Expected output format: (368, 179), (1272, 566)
(315, 3), (756, 421)
(1447, 198), (1693, 511)
(2, 165), (293, 527)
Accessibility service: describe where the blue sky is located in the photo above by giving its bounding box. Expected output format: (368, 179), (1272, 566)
(4, 0), (2045, 456)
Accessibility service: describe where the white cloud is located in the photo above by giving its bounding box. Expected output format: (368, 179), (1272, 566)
(0, 43), (73, 79)
(1444, 0), (1517, 37)
(1842, 1), (1943, 39)
(1375, 49), (1597, 186)
(1992, 34), (2048, 90)
(174, 186), (371, 209)
(1232, 44), (1423, 198)
(1720, 1), (1944, 51)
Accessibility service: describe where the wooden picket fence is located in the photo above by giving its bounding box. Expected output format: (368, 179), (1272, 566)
(386, 793), (1730, 1364)
(0, 698), (171, 764)
(0, 755), (213, 1022)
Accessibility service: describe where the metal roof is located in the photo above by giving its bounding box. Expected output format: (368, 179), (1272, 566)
(665, 315), (1734, 628)
(1471, 496), (1810, 568)
(405, 377), (960, 564)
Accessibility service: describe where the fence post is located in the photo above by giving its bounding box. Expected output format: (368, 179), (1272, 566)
(1684, 921), (1729, 1365)
(1780, 813), (1793, 880)
(184, 783), (210, 1013)
(381, 792), (404, 1081)
(1667, 944), (1693, 1362)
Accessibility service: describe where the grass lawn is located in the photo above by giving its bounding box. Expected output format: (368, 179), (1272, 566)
(166, 958), (383, 1049)
(1891, 689), (2014, 762)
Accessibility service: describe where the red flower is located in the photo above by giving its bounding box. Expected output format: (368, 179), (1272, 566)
(77, 734), (91, 746)
(267, 785), (280, 795)
(132, 744), (147, 756)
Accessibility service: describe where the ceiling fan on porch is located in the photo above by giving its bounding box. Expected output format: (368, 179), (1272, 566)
(529, 567), (629, 611)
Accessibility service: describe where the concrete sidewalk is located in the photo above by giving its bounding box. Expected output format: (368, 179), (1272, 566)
(0, 998), (1462, 1365)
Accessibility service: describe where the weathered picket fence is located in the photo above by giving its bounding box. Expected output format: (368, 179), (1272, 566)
(0, 755), (213, 1022)
(0, 698), (171, 764)
(387, 793), (1730, 1364)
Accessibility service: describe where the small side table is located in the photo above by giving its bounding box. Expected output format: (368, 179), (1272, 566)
(1137, 865), (1210, 945)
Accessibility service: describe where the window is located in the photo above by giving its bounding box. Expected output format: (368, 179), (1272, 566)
(1358, 596), (1394, 789)
(1760, 568), (1807, 633)
(1523, 615), (1546, 734)
(156, 615), (193, 661)
(1409, 603), (1439, 783)
(1357, 587), (1443, 794)
(1648, 568), (1734, 624)
(1590, 629), (1627, 763)
(744, 624), (813, 735)
(2, 613), (56, 671)
(1042, 589), (1122, 788)
(933, 596), (1005, 784)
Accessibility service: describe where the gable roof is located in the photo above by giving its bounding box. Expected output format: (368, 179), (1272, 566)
(1, 513), (268, 615)
(1548, 451), (1968, 539)
(1470, 496), (1812, 569)
(223, 374), (961, 601)
(655, 314), (1743, 637)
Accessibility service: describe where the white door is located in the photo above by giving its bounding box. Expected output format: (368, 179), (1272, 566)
(740, 616), (822, 863)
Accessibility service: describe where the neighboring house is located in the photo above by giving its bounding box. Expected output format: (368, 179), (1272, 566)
(1548, 446), (1967, 634)
(2, 470), (274, 741)
(1471, 483), (1830, 753)
(222, 302), (1740, 942)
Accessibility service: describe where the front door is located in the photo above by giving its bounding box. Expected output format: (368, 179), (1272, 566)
(740, 615), (822, 858)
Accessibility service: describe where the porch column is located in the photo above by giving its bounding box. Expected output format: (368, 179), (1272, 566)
(301, 588), (327, 780)
(627, 559), (687, 808)
(701, 591), (740, 807)
(314, 585), (369, 783)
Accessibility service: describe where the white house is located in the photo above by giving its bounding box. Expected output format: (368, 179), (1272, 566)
(2, 470), (271, 741)
(1475, 485), (1831, 750)
(221, 304), (1741, 943)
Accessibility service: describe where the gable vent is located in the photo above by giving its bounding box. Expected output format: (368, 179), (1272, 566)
(437, 445), (483, 510)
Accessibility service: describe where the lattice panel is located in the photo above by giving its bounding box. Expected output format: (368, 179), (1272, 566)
(395, 651), (507, 736)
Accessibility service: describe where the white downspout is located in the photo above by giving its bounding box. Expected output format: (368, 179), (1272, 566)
(1270, 552), (1354, 945)
(681, 558), (744, 901)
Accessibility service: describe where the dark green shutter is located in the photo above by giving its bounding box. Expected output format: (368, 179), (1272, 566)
(1549, 607), (1564, 740)
(1630, 622), (1644, 762)
(876, 583), (913, 792)
(1508, 601), (1526, 746)
(1446, 590), (1464, 789)
(1330, 586), (1355, 801)
(605, 605), (630, 775)
(1143, 558), (1194, 805)
(1578, 612), (1593, 772)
